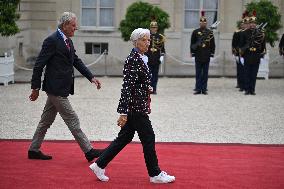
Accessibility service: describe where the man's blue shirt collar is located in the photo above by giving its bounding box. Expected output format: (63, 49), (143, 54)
(57, 28), (67, 41)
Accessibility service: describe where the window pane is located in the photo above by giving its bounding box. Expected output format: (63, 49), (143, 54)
(100, 8), (113, 26)
(93, 44), (101, 54)
(185, 11), (199, 29)
(82, 8), (96, 26)
(100, 0), (114, 7)
(203, 0), (218, 9)
(101, 43), (109, 54)
(185, 0), (200, 9)
(85, 43), (93, 54)
(82, 0), (96, 7)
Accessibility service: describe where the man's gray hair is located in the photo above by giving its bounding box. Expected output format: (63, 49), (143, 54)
(130, 28), (150, 46)
(58, 12), (77, 28)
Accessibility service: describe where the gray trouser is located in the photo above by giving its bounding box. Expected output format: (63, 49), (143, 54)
(29, 94), (92, 153)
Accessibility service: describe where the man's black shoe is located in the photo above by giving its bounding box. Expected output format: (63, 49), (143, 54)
(85, 148), (104, 162)
(244, 91), (250, 95)
(250, 91), (256, 95)
(202, 91), (208, 95)
(239, 88), (244, 92)
(28, 150), (52, 160)
(194, 91), (201, 95)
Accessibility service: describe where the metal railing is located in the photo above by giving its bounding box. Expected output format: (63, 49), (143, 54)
(9, 50), (284, 78)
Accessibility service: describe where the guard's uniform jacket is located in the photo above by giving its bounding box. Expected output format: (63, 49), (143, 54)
(145, 32), (165, 93)
(146, 33), (165, 65)
(190, 28), (215, 63)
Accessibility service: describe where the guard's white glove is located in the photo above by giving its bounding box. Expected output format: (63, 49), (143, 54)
(192, 57), (195, 62)
(159, 56), (164, 63)
(260, 58), (264, 62)
(235, 56), (239, 63)
(240, 57), (244, 65)
(210, 57), (214, 63)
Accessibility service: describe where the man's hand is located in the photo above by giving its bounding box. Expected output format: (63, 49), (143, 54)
(91, 77), (101, 89)
(117, 115), (127, 128)
(29, 89), (39, 101)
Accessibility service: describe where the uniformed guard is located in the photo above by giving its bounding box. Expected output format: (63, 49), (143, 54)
(232, 11), (249, 92)
(145, 19), (165, 95)
(190, 11), (215, 95)
(279, 33), (284, 56)
(240, 10), (266, 95)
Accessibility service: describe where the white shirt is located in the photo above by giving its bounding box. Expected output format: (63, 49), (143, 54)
(140, 54), (149, 70)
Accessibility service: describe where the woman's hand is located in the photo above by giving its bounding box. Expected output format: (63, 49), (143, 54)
(149, 86), (153, 93)
(117, 115), (128, 128)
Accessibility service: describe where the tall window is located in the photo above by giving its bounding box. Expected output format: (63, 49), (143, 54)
(81, 0), (114, 27)
(184, 0), (218, 29)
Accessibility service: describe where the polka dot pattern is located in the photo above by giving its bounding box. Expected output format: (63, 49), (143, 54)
(117, 49), (152, 114)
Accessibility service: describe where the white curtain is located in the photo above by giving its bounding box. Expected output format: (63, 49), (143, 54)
(82, 9), (96, 26)
(185, 0), (199, 9)
(100, 0), (113, 7)
(81, 0), (114, 27)
(185, 11), (199, 29)
(203, 0), (218, 9)
(184, 0), (218, 29)
(82, 0), (96, 7)
(100, 8), (113, 26)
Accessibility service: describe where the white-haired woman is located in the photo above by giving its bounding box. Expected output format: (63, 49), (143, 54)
(89, 28), (175, 184)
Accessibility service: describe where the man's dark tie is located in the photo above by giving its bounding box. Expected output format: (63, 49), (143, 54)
(65, 38), (71, 51)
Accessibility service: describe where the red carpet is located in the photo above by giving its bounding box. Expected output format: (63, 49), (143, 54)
(0, 140), (284, 189)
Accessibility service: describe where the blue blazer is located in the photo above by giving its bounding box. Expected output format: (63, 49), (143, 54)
(31, 30), (94, 97)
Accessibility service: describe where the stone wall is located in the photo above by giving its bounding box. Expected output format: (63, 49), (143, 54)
(0, 0), (283, 77)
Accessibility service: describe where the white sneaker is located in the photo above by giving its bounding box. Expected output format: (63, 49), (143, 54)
(89, 162), (109, 182)
(150, 171), (175, 183)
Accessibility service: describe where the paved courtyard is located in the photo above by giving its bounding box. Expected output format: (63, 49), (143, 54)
(0, 77), (284, 144)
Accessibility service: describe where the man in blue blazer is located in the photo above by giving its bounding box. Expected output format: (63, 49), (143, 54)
(28, 12), (103, 161)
